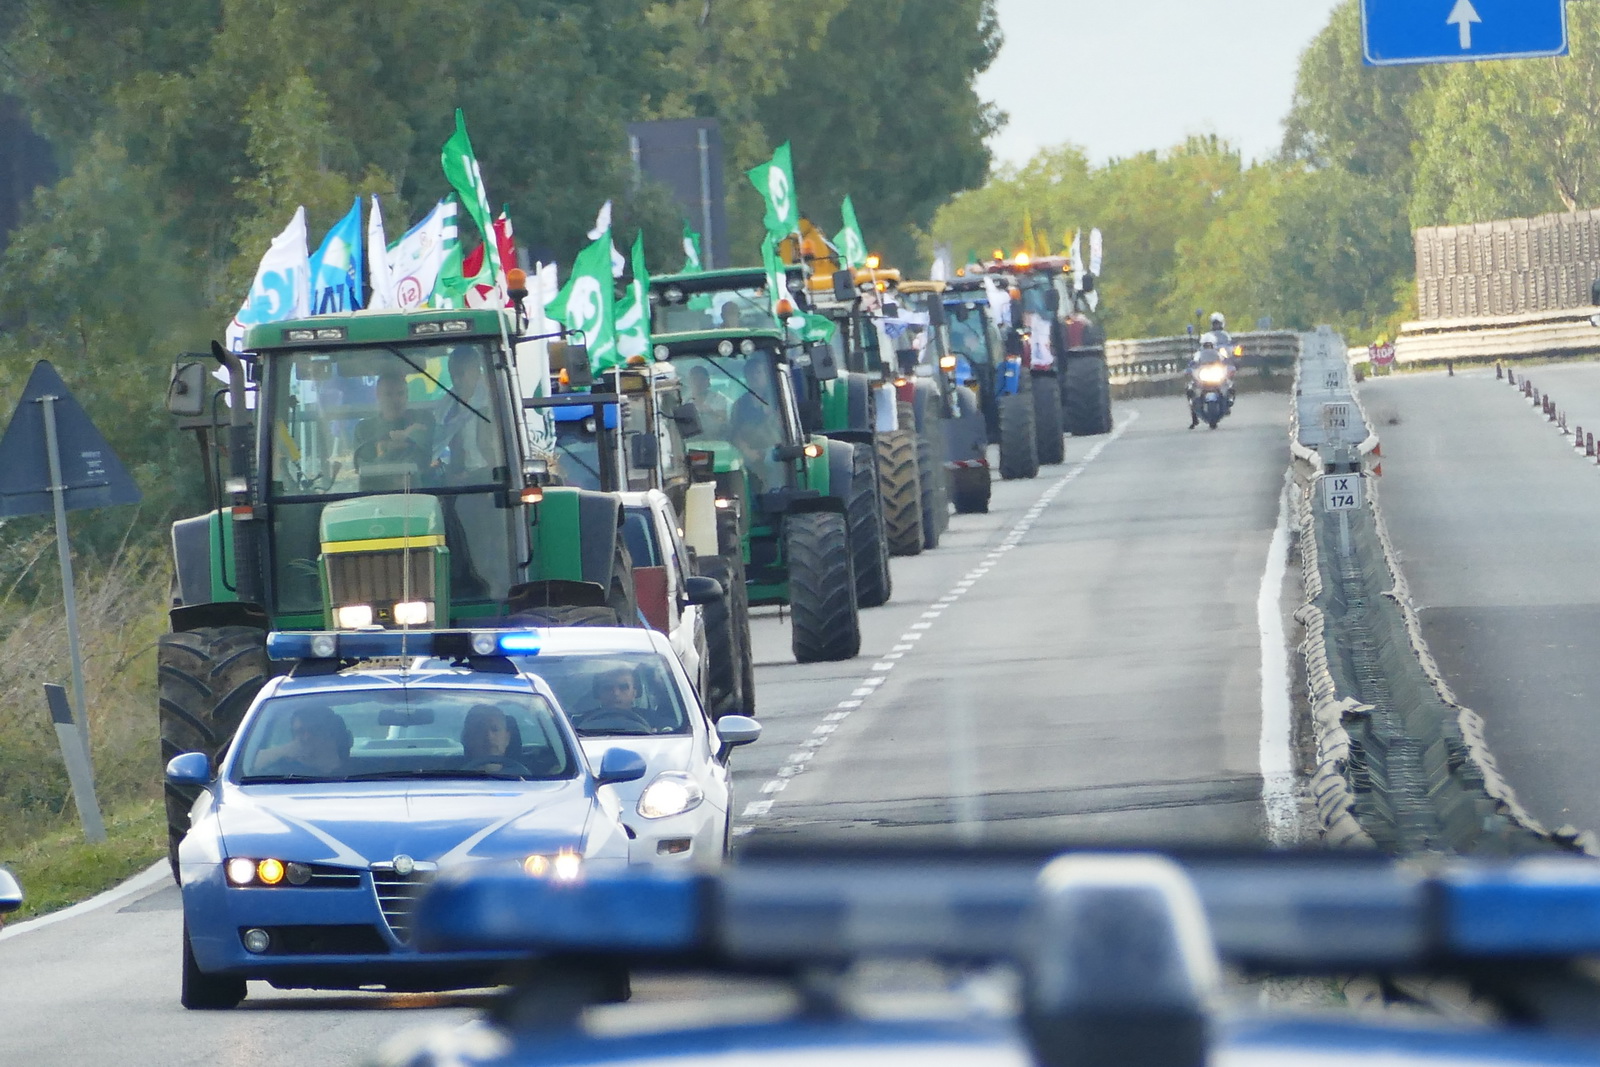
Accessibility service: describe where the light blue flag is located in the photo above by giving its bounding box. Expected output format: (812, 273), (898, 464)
(308, 198), (364, 314)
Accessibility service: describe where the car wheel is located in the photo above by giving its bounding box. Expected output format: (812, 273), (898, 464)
(181, 922), (246, 1010)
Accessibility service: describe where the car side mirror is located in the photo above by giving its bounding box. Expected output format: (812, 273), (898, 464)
(1591, 313), (1600, 329)
(630, 433), (659, 470)
(166, 358), (210, 418)
(683, 575), (724, 606)
(926, 299), (947, 327)
(1079, 271), (1096, 294)
(0, 868), (22, 916)
(832, 269), (855, 303)
(1010, 302), (1025, 330)
(596, 747), (647, 785)
(165, 751), (213, 786)
(714, 715), (762, 747)
(810, 342), (839, 381)
(672, 402), (703, 439)
(1044, 289), (1061, 315)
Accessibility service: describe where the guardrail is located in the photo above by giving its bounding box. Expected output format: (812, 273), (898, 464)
(1393, 306), (1600, 365)
(1289, 331), (1578, 854)
(1107, 330), (1301, 384)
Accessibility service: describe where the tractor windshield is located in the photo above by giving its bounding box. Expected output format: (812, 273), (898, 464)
(948, 304), (993, 364)
(263, 342), (516, 618)
(673, 352), (788, 496)
(652, 285), (777, 335)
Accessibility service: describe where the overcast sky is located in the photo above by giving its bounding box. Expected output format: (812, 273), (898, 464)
(977, 0), (1345, 168)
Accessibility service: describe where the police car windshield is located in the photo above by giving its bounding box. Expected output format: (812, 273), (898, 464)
(519, 651), (690, 737)
(235, 688), (576, 782)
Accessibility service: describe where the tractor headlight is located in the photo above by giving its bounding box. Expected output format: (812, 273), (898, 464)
(717, 340), (735, 357)
(939, 354), (958, 372)
(334, 604), (374, 629)
(637, 773), (704, 819)
(392, 600), (433, 627)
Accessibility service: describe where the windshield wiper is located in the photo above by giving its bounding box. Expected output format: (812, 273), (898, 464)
(700, 354), (770, 409)
(381, 345), (490, 424)
(241, 774), (343, 785)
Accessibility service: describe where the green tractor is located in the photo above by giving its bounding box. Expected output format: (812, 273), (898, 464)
(529, 359), (756, 720)
(648, 268), (864, 664)
(158, 304), (659, 872)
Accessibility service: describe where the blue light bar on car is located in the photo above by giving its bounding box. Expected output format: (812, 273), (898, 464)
(265, 629), (544, 662)
(411, 853), (1600, 970)
(414, 867), (705, 954)
(1442, 862), (1600, 956)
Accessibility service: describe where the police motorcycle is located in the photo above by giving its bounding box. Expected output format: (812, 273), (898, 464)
(1187, 326), (1236, 430)
(379, 846), (1600, 1067)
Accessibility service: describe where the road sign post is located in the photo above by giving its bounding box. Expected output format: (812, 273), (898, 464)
(0, 361), (141, 838)
(43, 683), (106, 843)
(1363, 0), (1568, 66)
(1321, 473), (1364, 558)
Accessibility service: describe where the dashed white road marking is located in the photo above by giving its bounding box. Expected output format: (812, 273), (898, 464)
(739, 411), (1139, 822)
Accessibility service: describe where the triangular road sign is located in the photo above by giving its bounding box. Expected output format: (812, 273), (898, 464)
(0, 360), (142, 519)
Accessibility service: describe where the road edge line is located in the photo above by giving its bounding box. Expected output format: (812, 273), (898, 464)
(0, 861), (167, 942)
(1258, 471), (1298, 845)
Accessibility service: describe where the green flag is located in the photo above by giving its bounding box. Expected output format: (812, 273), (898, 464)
(835, 195), (869, 270)
(440, 108), (499, 285)
(548, 232), (619, 375)
(681, 224), (703, 273)
(614, 232), (651, 360)
(746, 142), (799, 238)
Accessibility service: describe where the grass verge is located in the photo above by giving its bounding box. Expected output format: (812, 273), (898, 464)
(6, 799), (164, 920)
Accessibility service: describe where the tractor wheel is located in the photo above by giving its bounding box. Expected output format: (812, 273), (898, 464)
(951, 467), (991, 514)
(1033, 375), (1066, 465)
(876, 419), (924, 557)
(786, 512), (860, 663)
(913, 398), (949, 550)
(159, 626), (270, 883)
(698, 554), (751, 719)
(1063, 353), (1113, 435)
(848, 442), (892, 608)
(998, 391), (1039, 481)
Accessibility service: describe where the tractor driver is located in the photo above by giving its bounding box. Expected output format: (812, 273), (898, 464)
(433, 346), (495, 482)
(728, 355), (783, 496)
(354, 369), (433, 477)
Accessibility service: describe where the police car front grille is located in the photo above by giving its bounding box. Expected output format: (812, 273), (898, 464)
(326, 548), (434, 607)
(371, 869), (433, 944)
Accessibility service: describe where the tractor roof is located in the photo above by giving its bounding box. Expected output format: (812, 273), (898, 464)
(244, 307), (509, 351)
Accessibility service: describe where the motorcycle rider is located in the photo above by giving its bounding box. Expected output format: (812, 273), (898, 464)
(1186, 338), (1237, 429)
(1201, 312), (1233, 353)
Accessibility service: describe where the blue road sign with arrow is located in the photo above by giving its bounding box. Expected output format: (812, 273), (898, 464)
(1362, 0), (1568, 67)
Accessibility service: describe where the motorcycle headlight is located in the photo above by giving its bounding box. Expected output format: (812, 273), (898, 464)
(637, 772), (704, 819)
(1197, 366), (1228, 385)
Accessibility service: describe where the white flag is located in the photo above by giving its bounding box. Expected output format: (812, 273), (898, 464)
(930, 246), (951, 282)
(367, 195), (394, 309)
(982, 274), (1011, 326)
(1089, 228), (1104, 277)
(388, 199), (454, 310)
(1069, 230), (1084, 288)
(225, 206), (311, 352)
(587, 200), (626, 278)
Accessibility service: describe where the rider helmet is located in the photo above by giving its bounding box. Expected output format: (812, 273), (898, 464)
(1209, 313), (1226, 332)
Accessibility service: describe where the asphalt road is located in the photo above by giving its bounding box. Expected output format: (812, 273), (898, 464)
(1361, 367), (1600, 838)
(0, 392), (1295, 1066)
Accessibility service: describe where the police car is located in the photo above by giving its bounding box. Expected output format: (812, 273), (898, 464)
(166, 627), (755, 1011)
(379, 847), (1600, 1067)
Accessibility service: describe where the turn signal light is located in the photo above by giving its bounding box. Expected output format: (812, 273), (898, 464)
(939, 354), (958, 371)
(802, 443), (823, 459)
(257, 858), (285, 886)
(521, 486), (545, 504)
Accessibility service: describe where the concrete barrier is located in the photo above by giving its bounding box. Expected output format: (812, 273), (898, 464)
(1394, 307), (1600, 366)
(1288, 330), (1576, 854)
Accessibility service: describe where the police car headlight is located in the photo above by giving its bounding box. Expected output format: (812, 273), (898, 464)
(637, 773), (704, 819)
(334, 604), (374, 629)
(226, 857), (258, 886)
(523, 849), (583, 882)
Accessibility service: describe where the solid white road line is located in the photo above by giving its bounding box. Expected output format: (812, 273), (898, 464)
(0, 861), (168, 942)
(1258, 474), (1298, 844)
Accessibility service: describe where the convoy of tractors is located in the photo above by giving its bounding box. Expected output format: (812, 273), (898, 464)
(155, 214), (1112, 872)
